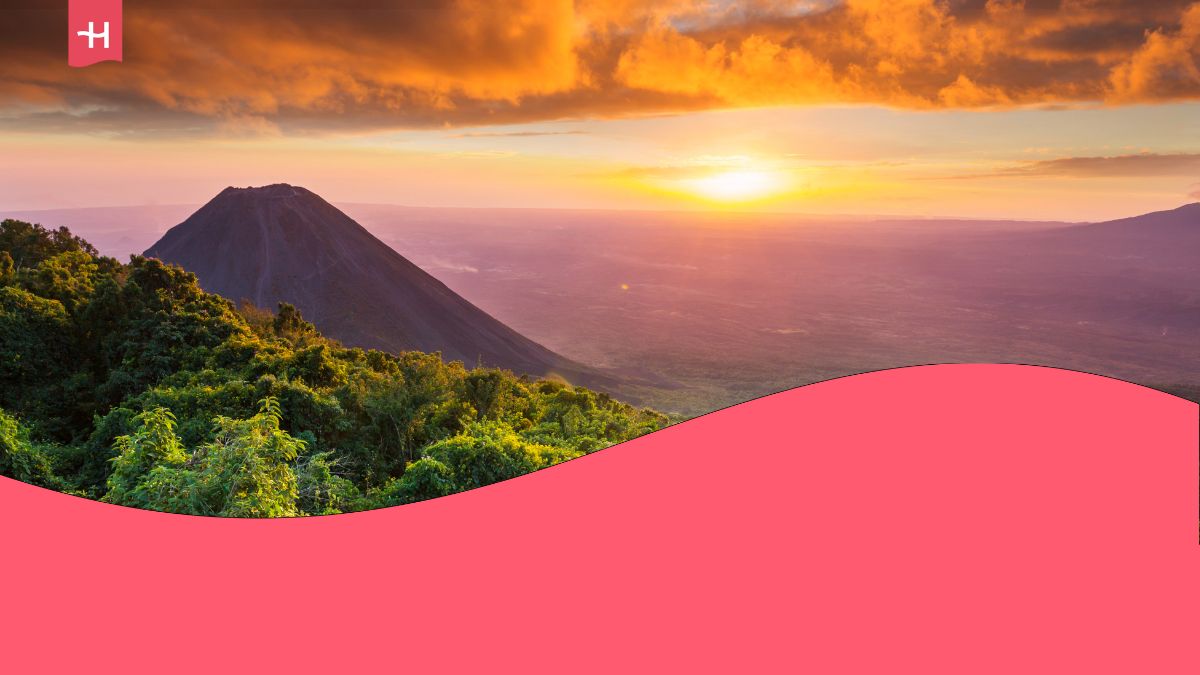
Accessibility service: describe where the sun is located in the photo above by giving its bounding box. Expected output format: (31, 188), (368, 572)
(681, 169), (786, 203)
(624, 157), (795, 206)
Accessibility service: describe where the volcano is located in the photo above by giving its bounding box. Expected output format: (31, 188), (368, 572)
(144, 184), (612, 387)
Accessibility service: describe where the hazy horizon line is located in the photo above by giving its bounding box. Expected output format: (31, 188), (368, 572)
(6, 197), (1195, 226)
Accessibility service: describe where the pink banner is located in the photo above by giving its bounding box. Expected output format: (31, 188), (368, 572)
(1, 364), (1197, 672)
(68, 0), (122, 67)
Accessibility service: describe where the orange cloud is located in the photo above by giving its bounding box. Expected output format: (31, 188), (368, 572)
(1109, 2), (1200, 100)
(1, 0), (1198, 135)
(615, 30), (839, 103)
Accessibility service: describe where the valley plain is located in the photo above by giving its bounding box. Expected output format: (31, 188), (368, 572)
(9, 201), (1199, 414)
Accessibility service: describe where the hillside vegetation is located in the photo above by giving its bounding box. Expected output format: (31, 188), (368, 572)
(0, 219), (669, 516)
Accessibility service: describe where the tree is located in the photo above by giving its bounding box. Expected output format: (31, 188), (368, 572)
(104, 407), (189, 508)
(463, 368), (512, 421)
(0, 409), (59, 489)
(0, 287), (72, 417)
(273, 302), (318, 342)
(0, 218), (97, 270)
(0, 251), (13, 285)
(425, 421), (581, 491)
(105, 398), (307, 517)
(185, 397), (305, 518)
(296, 450), (361, 515)
(21, 250), (103, 315)
(368, 457), (456, 507)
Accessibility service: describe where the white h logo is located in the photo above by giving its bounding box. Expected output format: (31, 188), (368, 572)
(77, 21), (110, 49)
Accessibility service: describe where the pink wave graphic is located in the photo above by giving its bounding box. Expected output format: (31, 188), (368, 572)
(2, 364), (1197, 672)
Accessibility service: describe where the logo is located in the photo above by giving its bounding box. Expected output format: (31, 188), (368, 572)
(77, 21), (110, 49)
(69, 0), (122, 67)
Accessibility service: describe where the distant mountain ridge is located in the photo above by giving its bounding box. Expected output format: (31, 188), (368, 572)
(1075, 201), (1199, 236)
(144, 184), (618, 389)
(1013, 201), (1199, 274)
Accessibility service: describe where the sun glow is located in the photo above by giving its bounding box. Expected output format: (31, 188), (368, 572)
(680, 169), (787, 203)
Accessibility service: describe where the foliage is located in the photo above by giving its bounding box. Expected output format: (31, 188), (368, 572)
(0, 220), (670, 515)
(296, 450), (360, 515)
(104, 407), (189, 508)
(366, 457), (456, 508)
(0, 218), (97, 270)
(0, 409), (59, 489)
(105, 397), (307, 517)
(424, 421), (581, 491)
(0, 286), (71, 408)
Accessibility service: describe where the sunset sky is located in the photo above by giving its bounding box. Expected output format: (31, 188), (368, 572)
(2, 0), (1199, 220)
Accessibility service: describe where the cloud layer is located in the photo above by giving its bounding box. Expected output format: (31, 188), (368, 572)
(944, 152), (1200, 179)
(3, 0), (1200, 134)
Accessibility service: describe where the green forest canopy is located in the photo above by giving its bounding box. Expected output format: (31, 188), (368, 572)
(0, 219), (670, 516)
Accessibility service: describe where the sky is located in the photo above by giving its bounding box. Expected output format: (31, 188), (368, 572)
(2, 0), (1199, 220)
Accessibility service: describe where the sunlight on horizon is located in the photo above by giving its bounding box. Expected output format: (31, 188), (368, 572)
(624, 155), (799, 208)
(3, 101), (1198, 220)
(679, 169), (788, 204)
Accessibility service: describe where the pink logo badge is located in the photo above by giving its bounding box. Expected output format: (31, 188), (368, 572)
(69, 0), (123, 67)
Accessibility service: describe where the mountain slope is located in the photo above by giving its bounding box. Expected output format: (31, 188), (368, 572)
(1080, 201), (1200, 237)
(1005, 201), (1199, 280)
(144, 184), (617, 388)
